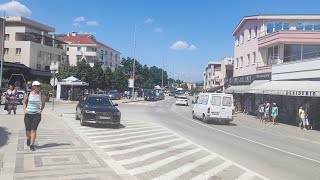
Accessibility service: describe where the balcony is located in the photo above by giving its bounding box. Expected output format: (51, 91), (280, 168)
(258, 30), (320, 48)
(84, 51), (97, 56)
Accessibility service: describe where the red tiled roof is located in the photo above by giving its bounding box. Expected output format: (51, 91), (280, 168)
(59, 34), (120, 53)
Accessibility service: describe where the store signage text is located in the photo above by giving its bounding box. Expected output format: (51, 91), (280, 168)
(286, 91), (317, 97)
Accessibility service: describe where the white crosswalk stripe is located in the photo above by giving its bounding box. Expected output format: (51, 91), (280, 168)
(190, 161), (233, 180)
(82, 124), (159, 134)
(86, 129), (169, 139)
(235, 171), (256, 180)
(117, 142), (192, 165)
(152, 154), (218, 180)
(129, 148), (202, 175)
(107, 137), (183, 155)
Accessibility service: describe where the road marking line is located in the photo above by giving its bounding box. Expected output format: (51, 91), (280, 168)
(129, 148), (202, 175)
(100, 134), (176, 148)
(87, 129), (169, 140)
(152, 154), (217, 180)
(81, 124), (158, 133)
(190, 161), (232, 180)
(235, 171), (256, 180)
(172, 109), (320, 165)
(84, 126), (159, 136)
(107, 138), (183, 155)
(117, 142), (192, 165)
(93, 131), (170, 143)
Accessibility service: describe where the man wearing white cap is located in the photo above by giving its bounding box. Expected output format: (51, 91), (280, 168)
(22, 81), (46, 151)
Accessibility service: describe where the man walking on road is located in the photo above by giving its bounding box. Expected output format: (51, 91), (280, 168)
(22, 81), (46, 151)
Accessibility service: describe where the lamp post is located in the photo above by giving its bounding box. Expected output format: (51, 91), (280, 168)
(50, 60), (58, 111)
(132, 25), (137, 101)
(0, 14), (6, 89)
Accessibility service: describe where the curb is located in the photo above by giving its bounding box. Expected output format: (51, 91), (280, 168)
(121, 99), (144, 104)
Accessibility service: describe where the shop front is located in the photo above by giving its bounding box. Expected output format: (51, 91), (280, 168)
(225, 73), (271, 115)
(250, 81), (320, 129)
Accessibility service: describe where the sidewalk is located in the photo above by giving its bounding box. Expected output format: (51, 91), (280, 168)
(233, 113), (320, 144)
(0, 106), (133, 179)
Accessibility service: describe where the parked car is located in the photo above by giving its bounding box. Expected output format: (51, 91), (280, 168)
(107, 90), (121, 100)
(144, 92), (158, 101)
(17, 90), (25, 105)
(192, 93), (234, 124)
(157, 92), (165, 100)
(175, 95), (189, 106)
(75, 95), (121, 128)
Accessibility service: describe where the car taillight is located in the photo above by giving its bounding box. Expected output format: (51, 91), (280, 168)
(207, 108), (210, 113)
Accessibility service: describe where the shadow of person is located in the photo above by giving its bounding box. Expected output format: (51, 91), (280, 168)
(37, 143), (70, 149)
(0, 127), (11, 147)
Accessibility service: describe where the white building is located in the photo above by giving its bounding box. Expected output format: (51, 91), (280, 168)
(59, 33), (121, 71)
(3, 16), (67, 76)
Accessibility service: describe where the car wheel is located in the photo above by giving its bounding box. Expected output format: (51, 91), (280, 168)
(80, 115), (86, 126)
(75, 112), (80, 120)
(202, 114), (208, 123)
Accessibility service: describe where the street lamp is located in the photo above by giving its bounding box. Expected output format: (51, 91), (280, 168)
(0, 14), (6, 88)
(132, 25), (137, 101)
(50, 60), (58, 111)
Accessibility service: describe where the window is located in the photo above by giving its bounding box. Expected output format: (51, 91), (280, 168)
(241, 32), (244, 44)
(222, 97), (232, 106)
(247, 54), (250, 66)
(66, 47), (69, 51)
(211, 96), (221, 106)
(236, 58), (239, 68)
(4, 48), (8, 54)
(105, 51), (108, 56)
(4, 34), (9, 41)
(77, 47), (81, 51)
(267, 22), (290, 33)
(248, 29), (251, 41)
(253, 52), (256, 64)
(110, 52), (113, 59)
(237, 36), (240, 46)
(115, 54), (118, 60)
(240, 56), (243, 67)
(268, 45), (279, 59)
(254, 26), (258, 38)
(16, 48), (21, 55)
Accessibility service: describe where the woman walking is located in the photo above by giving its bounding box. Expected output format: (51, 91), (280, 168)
(258, 102), (265, 123)
(299, 106), (307, 130)
(4, 84), (18, 114)
(23, 81), (46, 151)
(271, 103), (279, 125)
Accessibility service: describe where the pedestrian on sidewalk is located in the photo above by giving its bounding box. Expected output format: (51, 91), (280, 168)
(4, 84), (18, 115)
(258, 102), (265, 123)
(22, 81), (46, 151)
(298, 106), (307, 130)
(306, 105), (313, 130)
(271, 103), (279, 125)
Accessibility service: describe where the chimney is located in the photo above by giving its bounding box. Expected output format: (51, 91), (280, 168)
(71, 32), (77, 36)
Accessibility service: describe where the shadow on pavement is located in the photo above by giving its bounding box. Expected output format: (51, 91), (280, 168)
(83, 123), (126, 129)
(37, 143), (70, 149)
(0, 127), (11, 147)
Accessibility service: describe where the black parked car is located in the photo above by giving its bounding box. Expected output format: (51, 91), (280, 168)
(144, 92), (158, 101)
(75, 95), (121, 128)
(107, 90), (121, 100)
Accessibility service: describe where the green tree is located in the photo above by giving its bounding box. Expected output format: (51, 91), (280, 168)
(75, 59), (92, 83)
(104, 67), (114, 90)
(113, 67), (128, 92)
(56, 64), (77, 80)
(90, 61), (105, 89)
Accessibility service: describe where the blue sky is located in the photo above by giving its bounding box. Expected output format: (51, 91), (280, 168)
(0, 0), (320, 82)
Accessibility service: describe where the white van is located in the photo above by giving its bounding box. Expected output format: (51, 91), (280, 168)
(192, 93), (234, 124)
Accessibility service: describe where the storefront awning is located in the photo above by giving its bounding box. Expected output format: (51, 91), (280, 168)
(225, 80), (270, 94)
(249, 81), (320, 97)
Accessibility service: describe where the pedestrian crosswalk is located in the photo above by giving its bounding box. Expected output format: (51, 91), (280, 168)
(62, 115), (267, 180)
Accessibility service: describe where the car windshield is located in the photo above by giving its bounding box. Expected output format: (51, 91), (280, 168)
(87, 97), (113, 106)
(178, 96), (187, 99)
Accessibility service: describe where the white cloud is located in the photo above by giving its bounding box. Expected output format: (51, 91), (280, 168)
(74, 16), (85, 22)
(0, 1), (31, 16)
(170, 41), (197, 51)
(154, 27), (163, 33)
(78, 30), (96, 35)
(72, 23), (81, 27)
(144, 18), (155, 24)
(188, 44), (197, 51)
(86, 21), (99, 26)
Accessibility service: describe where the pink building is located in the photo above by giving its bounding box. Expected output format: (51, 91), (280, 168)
(233, 14), (320, 77)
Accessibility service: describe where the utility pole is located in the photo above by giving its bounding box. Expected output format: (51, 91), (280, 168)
(132, 25), (137, 101)
(161, 58), (164, 88)
(0, 13), (5, 89)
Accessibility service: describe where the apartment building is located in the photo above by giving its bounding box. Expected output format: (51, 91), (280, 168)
(203, 57), (233, 91)
(59, 33), (120, 71)
(229, 15), (320, 128)
(3, 16), (67, 78)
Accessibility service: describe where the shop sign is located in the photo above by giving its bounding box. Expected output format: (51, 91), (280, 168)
(286, 91), (318, 97)
(225, 73), (271, 85)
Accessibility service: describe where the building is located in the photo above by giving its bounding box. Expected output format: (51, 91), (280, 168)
(228, 14), (320, 129)
(203, 57), (233, 91)
(59, 33), (121, 71)
(3, 16), (67, 81)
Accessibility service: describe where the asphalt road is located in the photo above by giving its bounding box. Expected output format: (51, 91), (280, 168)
(51, 96), (320, 180)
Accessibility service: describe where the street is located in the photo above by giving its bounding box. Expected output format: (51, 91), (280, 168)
(52, 96), (320, 180)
